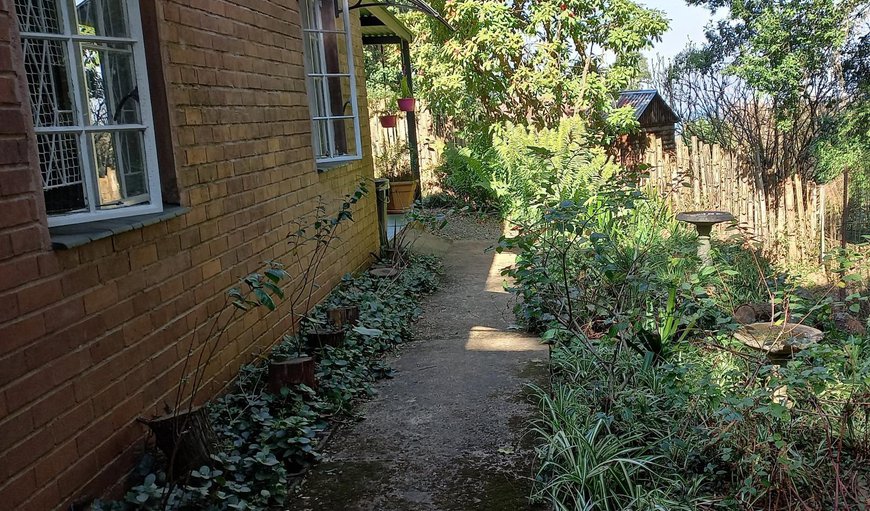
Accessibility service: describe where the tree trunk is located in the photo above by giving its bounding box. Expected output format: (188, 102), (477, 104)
(143, 407), (215, 479)
(268, 356), (317, 393)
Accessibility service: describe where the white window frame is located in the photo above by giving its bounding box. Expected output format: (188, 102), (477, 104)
(299, 0), (363, 168)
(16, 0), (161, 227)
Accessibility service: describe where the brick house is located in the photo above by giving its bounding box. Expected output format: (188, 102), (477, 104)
(0, 0), (388, 508)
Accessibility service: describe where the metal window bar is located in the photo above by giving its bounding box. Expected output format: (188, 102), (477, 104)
(14, 0), (162, 225)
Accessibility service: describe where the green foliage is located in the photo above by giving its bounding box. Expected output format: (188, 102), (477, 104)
(364, 44), (402, 113)
(403, 0), (668, 135)
(660, 1), (870, 191)
(434, 116), (622, 218)
(92, 255), (442, 511)
(373, 141), (413, 181)
(499, 157), (870, 508)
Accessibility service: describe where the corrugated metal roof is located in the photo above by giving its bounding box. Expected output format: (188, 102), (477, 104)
(360, 7), (414, 42)
(616, 90), (659, 120)
(616, 89), (680, 125)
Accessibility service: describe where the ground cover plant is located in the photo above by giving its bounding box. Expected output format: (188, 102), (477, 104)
(494, 155), (870, 509)
(92, 254), (441, 510)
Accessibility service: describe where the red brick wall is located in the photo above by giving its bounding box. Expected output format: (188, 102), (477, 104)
(0, 1), (378, 509)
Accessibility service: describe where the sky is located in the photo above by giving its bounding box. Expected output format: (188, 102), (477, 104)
(639, 0), (719, 61)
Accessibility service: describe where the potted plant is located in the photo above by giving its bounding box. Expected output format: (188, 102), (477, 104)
(397, 76), (415, 112)
(268, 183), (368, 385)
(379, 112), (398, 128)
(375, 142), (417, 213)
(369, 87), (399, 128)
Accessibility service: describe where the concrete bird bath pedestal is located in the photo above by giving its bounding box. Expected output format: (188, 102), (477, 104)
(676, 211), (734, 265)
(734, 322), (824, 360)
(734, 322), (824, 405)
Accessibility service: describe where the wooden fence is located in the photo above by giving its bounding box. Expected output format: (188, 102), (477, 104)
(369, 109), (865, 264)
(640, 135), (850, 263)
(369, 104), (447, 193)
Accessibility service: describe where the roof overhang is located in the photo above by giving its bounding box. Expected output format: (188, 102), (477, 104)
(360, 6), (413, 43)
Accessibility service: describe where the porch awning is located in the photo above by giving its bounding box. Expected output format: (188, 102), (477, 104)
(360, 6), (413, 44)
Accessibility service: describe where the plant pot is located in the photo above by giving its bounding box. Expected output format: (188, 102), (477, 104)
(379, 114), (398, 128)
(305, 328), (346, 350)
(387, 180), (417, 213)
(328, 305), (359, 329)
(397, 97), (415, 112)
(140, 406), (215, 479)
(268, 356), (317, 393)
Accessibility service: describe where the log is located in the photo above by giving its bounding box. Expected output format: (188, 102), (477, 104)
(328, 306), (360, 329)
(142, 407), (214, 479)
(268, 356), (317, 393)
(734, 303), (775, 324)
(306, 328), (346, 350)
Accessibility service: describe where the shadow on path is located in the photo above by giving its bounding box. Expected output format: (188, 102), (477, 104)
(287, 235), (547, 511)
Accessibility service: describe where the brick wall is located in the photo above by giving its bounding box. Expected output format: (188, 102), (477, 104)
(0, 1), (379, 509)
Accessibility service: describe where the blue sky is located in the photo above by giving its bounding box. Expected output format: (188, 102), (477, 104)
(639, 0), (719, 61)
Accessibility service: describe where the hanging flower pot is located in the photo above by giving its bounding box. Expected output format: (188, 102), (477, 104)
(397, 97), (415, 112)
(379, 114), (398, 128)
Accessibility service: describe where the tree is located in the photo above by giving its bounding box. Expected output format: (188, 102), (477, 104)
(652, 0), (870, 259)
(403, 0), (668, 138)
(664, 0), (870, 183)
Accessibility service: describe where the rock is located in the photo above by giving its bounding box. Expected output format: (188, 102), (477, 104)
(832, 312), (866, 335)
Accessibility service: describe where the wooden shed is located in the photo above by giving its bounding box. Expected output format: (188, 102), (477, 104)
(614, 90), (680, 166)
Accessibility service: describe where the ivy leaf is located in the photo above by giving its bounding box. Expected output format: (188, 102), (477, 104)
(353, 326), (383, 336)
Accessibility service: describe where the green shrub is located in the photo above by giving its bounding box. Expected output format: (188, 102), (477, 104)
(499, 165), (870, 508)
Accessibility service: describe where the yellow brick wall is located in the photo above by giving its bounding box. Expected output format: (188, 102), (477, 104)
(0, 0), (380, 508)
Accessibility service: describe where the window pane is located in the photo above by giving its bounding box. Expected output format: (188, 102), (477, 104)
(14, 0), (63, 34)
(91, 130), (148, 207)
(81, 43), (140, 125)
(311, 117), (356, 159)
(310, 75), (353, 118)
(38, 132), (87, 214)
(339, 116), (357, 157)
(22, 38), (76, 127)
(75, 0), (129, 37)
(311, 119), (331, 159)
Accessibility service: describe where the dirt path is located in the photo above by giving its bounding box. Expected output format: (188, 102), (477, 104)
(287, 220), (547, 511)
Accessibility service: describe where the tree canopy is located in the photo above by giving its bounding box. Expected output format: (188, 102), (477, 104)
(657, 0), (870, 185)
(402, 0), (668, 137)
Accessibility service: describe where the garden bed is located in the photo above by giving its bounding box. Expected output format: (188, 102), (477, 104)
(93, 255), (441, 510)
(497, 178), (870, 509)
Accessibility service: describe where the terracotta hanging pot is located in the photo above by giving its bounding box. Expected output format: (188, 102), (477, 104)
(397, 98), (415, 112)
(379, 114), (398, 128)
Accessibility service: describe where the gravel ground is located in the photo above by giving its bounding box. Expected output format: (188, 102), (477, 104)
(431, 210), (506, 241)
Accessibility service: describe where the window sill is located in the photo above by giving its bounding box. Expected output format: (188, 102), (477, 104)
(316, 155), (363, 172)
(49, 205), (189, 250)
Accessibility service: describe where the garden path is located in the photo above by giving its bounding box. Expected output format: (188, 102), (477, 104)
(287, 218), (547, 511)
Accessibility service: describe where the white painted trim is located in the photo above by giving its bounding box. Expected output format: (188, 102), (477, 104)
(47, 201), (163, 227)
(299, 0), (362, 165)
(21, 0), (164, 227)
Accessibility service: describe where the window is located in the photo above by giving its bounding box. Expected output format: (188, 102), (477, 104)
(14, 0), (161, 226)
(300, 0), (362, 168)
